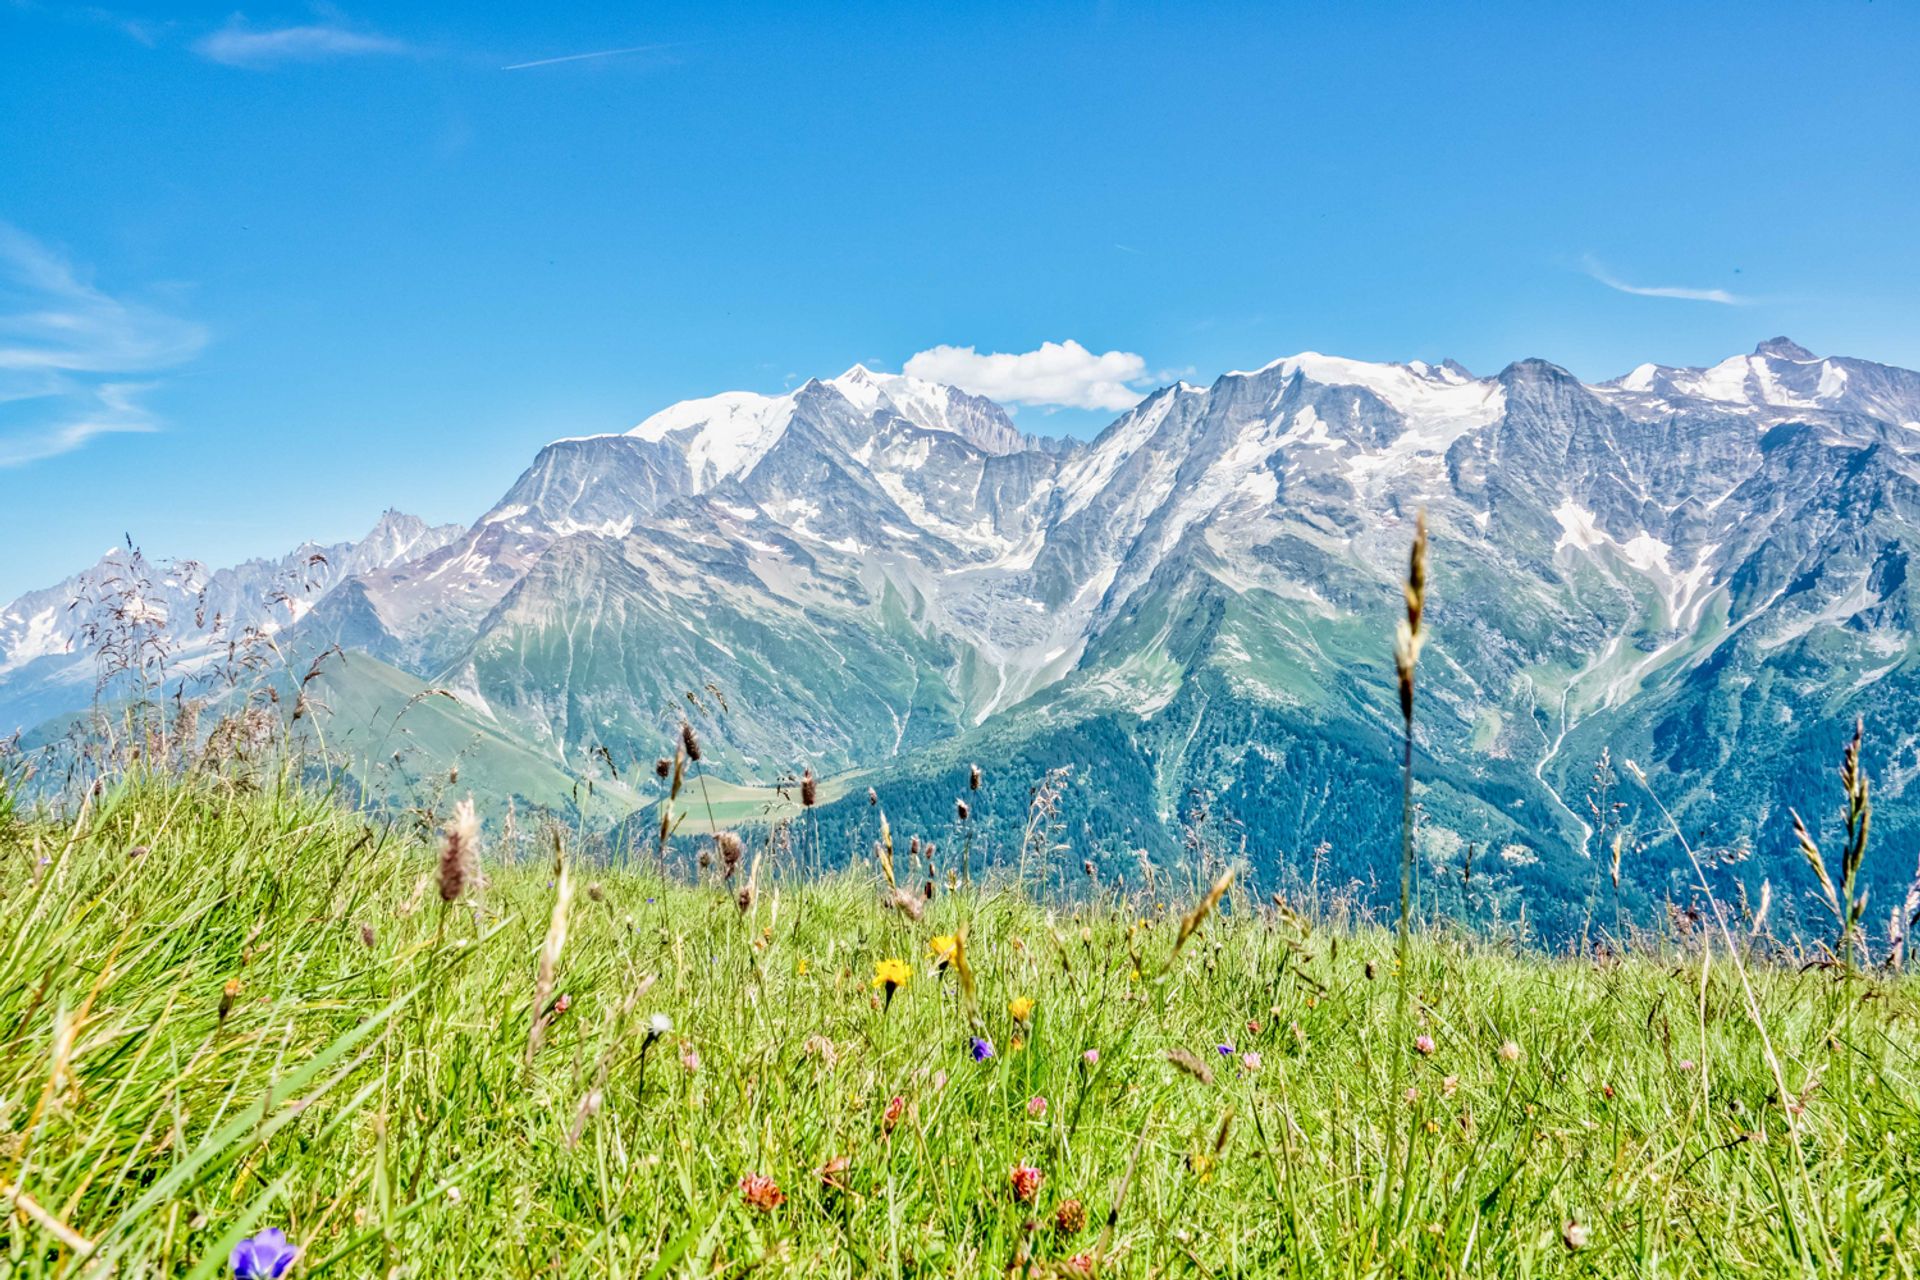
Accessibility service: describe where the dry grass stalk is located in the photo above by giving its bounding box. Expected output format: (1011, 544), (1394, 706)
(525, 843), (574, 1070)
(1788, 718), (1872, 966)
(1173, 866), (1235, 958)
(1165, 1047), (1214, 1085)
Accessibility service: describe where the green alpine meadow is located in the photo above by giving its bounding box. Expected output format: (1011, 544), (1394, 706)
(4, 754), (1919, 1278)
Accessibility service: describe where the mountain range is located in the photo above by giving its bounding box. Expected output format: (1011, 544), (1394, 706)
(8, 339), (1919, 936)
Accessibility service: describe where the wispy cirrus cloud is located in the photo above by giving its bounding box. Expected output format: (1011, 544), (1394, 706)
(0, 224), (206, 467)
(193, 18), (411, 67)
(501, 43), (677, 71)
(1581, 254), (1749, 306)
(903, 340), (1150, 411)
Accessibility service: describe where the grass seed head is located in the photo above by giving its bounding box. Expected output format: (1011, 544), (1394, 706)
(438, 797), (478, 904)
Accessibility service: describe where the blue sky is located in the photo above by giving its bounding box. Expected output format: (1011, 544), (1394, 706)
(3, 0), (1918, 599)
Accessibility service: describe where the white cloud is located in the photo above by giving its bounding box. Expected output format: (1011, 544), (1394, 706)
(194, 20), (410, 67)
(0, 224), (205, 467)
(902, 340), (1150, 411)
(1581, 255), (1749, 306)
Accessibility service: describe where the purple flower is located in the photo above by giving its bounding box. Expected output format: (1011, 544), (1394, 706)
(971, 1036), (995, 1061)
(1216, 1043), (1235, 1057)
(231, 1228), (298, 1279)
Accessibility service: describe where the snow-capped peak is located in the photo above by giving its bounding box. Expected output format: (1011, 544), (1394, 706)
(825, 364), (1029, 455)
(626, 389), (800, 488)
(1598, 338), (1861, 416)
(1223, 350), (1505, 433)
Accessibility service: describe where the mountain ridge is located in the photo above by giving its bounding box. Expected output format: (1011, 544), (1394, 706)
(9, 338), (1918, 936)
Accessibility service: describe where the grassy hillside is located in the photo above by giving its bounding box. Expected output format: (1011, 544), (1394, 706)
(2, 770), (1917, 1277)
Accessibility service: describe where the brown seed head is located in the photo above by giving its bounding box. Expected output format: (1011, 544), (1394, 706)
(680, 721), (701, 762)
(438, 797), (479, 904)
(801, 767), (817, 807)
(717, 831), (744, 879)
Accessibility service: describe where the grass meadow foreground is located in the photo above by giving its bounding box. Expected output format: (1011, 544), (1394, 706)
(3, 769), (1920, 1279)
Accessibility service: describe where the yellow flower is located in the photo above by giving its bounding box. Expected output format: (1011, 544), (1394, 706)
(1010, 1035), (1025, 1051)
(873, 958), (911, 991)
(928, 935), (958, 966)
(1008, 996), (1035, 1024)
(796, 958), (810, 976)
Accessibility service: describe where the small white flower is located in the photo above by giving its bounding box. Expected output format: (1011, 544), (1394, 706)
(649, 1012), (673, 1036)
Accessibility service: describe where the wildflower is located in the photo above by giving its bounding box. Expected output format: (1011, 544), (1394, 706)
(647, 1012), (672, 1038)
(1679, 1058), (1697, 1072)
(1404, 1086), (1420, 1104)
(1414, 1034), (1435, 1056)
(933, 1069), (950, 1090)
(551, 993), (572, 1016)
(1008, 996), (1035, 1024)
(1027, 1094), (1048, 1118)
(1498, 1040), (1522, 1064)
(1562, 1219), (1590, 1250)
(928, 934), (958, 966)
(873, 957), (910, 1004)
(1054, 1197), (1087, 1235)
(1009, 1162), (1044, 1203)
(1216, 1042), (1235, 1057)
(817, 1155), (851, 1191)
(1240, 1051), (1262, 1072)
(230, 1228), (298, 1279)
(739, 1173), (785, 1212)
(680, 1044), (701, 1073)
(1065, 1253), (1094, 1275)
(796, 957), (810, 976)
(971, 1036), (995, 1062)
(884, 1094), (907, 1134)
(1441, 1075), (1459, 1098)
(1082, 1048), (1100, 1066)
(1010, 1035), (1024, 1051)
